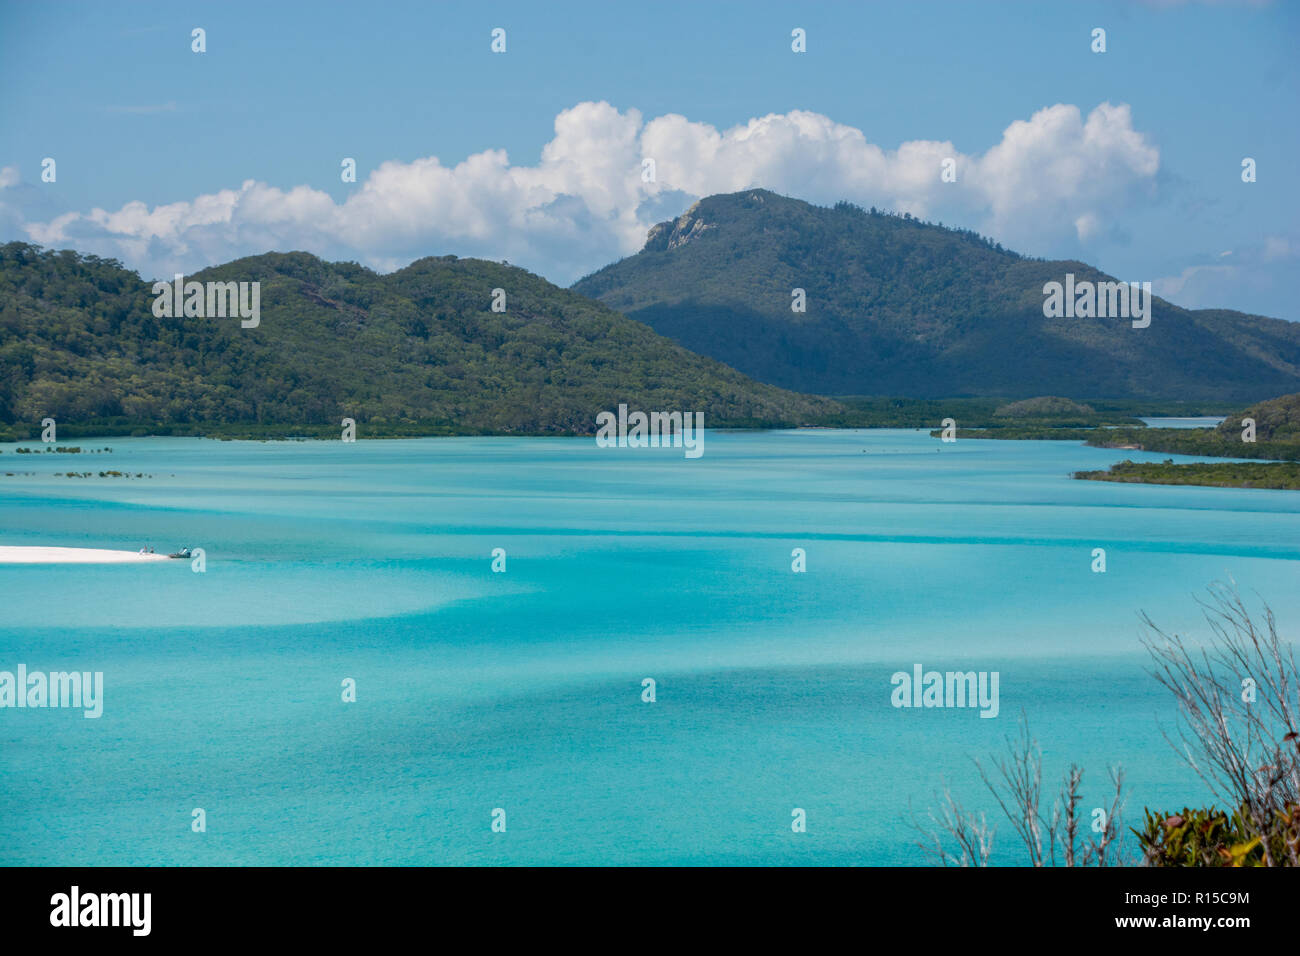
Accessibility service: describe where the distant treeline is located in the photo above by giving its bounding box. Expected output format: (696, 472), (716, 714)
(1086, 428), (1300, 462)
(0, 396), (1244, 442)
(1076, 460), (1300, 490)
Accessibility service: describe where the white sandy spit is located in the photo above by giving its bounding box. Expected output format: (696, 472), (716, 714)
(0, 546), (172, 564)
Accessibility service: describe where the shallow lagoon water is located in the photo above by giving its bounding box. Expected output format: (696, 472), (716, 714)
(2, 430), (1297, 865)
(1139, 416), (1228, 429)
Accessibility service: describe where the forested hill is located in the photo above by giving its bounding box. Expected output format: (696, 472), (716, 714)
(573, 189), (1300, 402)
(1216, 392), (1300, 441)
(0, 242), (837, 437)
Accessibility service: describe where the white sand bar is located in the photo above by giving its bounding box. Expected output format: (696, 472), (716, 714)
(0, 546), (172, 564)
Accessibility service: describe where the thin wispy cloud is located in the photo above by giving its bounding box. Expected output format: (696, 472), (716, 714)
(1154, 234), (1297, 311)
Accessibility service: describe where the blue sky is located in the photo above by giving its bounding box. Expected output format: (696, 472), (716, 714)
(1, 0), (1296, 318)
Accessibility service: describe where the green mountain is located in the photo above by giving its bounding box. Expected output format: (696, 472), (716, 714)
(0, 242), (836, 438)
(573, 189), (1300, 402)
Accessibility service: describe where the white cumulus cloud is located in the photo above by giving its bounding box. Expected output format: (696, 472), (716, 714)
(2, 100), (1161, 283)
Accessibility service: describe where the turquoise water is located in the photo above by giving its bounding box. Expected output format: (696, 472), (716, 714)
(2, 430), (1298, 865)
(1139, 416), (1228, 429)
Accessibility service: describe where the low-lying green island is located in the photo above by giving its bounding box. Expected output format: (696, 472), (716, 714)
(929, 393), (1300, 489)
(1074, 459), (1300, 490)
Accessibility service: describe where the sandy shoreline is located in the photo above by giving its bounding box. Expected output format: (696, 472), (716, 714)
(0, 546), (172, 564)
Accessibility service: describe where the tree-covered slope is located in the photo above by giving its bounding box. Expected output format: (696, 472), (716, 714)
(0, 242), (838, 436)
(1215, 392), (1300, 442)
(573, 190), (1300, 402)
